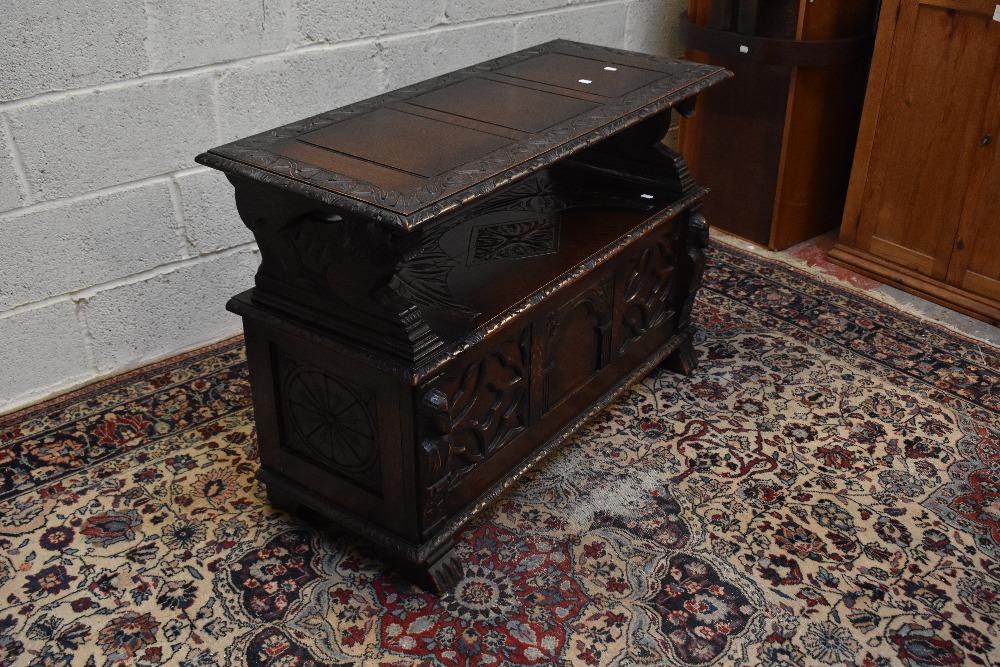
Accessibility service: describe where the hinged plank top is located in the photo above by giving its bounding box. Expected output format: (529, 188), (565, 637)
(196, 40), (729, 231)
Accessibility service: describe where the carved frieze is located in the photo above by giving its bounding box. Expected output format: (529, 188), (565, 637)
(265, 211), (396, 305)
(468, 217), (560, 265)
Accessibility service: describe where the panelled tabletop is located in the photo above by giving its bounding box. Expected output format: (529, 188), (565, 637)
(196, 40), (728, 230)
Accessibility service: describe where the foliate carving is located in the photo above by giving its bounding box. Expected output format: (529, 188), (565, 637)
(618, 238), (677, 355)
(282, 365), (381, 493)
(247, 205), (441, 362)
(468, 217), (560, 265)
(272, 212), (395, 301)
(388, 174), (575, 319)
(445, 332), (530, 482)
(388, 247), (479, 318)
(418, 328), (531, 515)
(675, 212), (709, 331)
(418, 389), (453, 534)
(387, 170), (662, 321)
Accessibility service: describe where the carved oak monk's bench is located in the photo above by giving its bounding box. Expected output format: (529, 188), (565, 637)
(196, 40), (729, 592)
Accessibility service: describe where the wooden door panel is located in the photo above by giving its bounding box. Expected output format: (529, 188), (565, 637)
(956, 152), (1000, 300)
(948, 58), (1000, 300)
(857, 0), (1000, 277)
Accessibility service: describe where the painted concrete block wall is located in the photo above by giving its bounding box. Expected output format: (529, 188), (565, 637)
(0, 0), (687, 413)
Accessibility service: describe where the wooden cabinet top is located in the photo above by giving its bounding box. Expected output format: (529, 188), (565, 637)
(196, 40), (728, 231)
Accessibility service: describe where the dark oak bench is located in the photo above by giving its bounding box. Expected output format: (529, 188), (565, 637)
(197, 40), (729, 592)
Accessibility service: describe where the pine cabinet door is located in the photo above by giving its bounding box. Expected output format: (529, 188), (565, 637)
(945, 110), (1000, 301)
(855, 0), (1000, 279)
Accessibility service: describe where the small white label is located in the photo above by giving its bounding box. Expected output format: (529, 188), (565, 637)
(578, 78), (592, 84)
(994, 3), (1000, 21)
(640, 194), (654, 199)
(739, 44), (749, 54)
(604, 66), (618, 71)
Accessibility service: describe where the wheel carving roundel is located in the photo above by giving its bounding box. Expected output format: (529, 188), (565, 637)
(285, 369), (378, 474)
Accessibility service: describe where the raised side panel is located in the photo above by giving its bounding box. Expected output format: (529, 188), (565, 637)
(242, 316), (418, 539)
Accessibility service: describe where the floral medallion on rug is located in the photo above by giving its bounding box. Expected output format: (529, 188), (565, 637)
(1, 239), (998, 667)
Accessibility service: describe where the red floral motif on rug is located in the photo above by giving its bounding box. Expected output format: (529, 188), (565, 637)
(1, 239), (998, 666)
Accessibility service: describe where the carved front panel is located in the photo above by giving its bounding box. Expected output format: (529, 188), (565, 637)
(277, 356), (382, 495)
(617, 235), (677, 355)
(417, 327), (531, 532)
(543, 277), (613, 414)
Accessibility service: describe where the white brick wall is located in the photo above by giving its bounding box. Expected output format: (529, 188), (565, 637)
(0, 0), (686, 413)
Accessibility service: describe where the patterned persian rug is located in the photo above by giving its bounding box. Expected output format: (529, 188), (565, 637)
(2, 239), (999, 667)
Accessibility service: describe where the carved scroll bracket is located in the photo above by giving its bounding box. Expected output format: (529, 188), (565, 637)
(566, 112), (696, 197)
(230, 177), (444, 363)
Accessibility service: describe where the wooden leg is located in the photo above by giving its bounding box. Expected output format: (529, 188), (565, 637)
(265, 484), (301, 514)
(662, 336), (699, 376)
(398, 542), (464, 594)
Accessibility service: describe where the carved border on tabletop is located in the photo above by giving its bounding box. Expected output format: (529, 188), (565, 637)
(199, 40), (729, 229)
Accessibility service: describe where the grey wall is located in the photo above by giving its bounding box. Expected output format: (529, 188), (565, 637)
(0, 0), (686, 413)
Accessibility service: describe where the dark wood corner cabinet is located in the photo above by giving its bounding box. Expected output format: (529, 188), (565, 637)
(679, 0), (878, 250)
(196, 40), (730, 592)
(828, 0), (1000, 324)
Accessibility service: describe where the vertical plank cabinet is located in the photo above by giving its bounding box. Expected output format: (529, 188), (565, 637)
(197, 41), (730, 592)
(679, 0), (878, 249)
(828, 0), (1000, 324)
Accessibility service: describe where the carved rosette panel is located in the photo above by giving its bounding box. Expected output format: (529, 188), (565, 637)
(543, 278), (614, 414)
(280, 363), (381, 494)
(618, 237), (677, 355)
